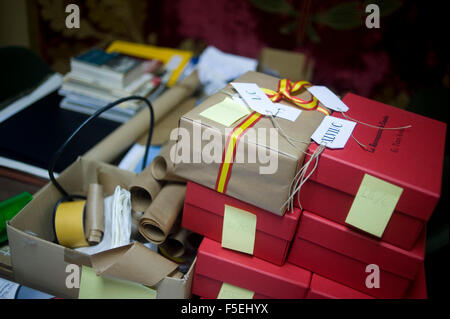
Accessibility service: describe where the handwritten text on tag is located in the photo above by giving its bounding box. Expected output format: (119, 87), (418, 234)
(230, 82), (277, 116)
(311, 116), (356, 149)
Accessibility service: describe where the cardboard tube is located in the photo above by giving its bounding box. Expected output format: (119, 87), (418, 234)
(138, 184), (186, 244)
(83, 71), (200, 163)
(129, 166), (163, 212)
(85, 183), (104, 245)
(150, 141), (186, 182)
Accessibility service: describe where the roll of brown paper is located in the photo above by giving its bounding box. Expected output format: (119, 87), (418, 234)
(97, 168), (129, 196)
(129, 166), (163, 212)
(139, 184), (186, 244)
(150, 141), (186, 182)
(159, 228), (191, 259)
(85, 183), (105, 245)
(83, 71), (200, 163)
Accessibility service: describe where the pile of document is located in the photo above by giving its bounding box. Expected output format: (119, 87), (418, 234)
(59, 48), (163, 123)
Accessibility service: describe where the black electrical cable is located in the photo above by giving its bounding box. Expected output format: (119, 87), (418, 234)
(48, 96), (155, 198)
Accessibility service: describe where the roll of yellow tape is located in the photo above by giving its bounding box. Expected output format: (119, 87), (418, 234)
(54, 200), (89, 248)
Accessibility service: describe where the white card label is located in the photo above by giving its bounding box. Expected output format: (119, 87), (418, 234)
(311, 116), (356, 149)
(307, 86), (349, 112)
(231, 82), (277, 116)
(232, 95), (301, 122)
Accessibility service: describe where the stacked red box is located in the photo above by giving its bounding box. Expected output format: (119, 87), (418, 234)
(192, 237), (311, 299)
(288, 211), (426, 299)
(182, 181), (301, 266)
(296, 93), (447, 250)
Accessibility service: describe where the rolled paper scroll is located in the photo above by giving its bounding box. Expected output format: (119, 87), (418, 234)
(129, 166), (163, 212)
(159, 228), (191, 260)
(150, 141), (186, 182)
(138, 184), (186, 244)
(85, 183), (104, 245)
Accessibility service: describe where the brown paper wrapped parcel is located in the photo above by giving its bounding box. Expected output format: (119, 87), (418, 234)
(173, 71), (327, 216)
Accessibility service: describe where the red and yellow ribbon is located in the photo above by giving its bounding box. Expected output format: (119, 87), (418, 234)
(215, 79), (330, 194)
(261, 79), (330, 116)
(215, 112), (263, 193)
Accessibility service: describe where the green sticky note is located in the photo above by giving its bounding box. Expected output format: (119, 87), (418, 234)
(217, 282), (255, 299)
(200, 97), (251, 127)
(221, 205), (256, 255)
(345, 174), (403, 237)
(79, 266), (157, 299)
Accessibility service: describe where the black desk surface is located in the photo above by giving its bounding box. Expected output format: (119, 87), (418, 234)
(0, 91), (120, 173)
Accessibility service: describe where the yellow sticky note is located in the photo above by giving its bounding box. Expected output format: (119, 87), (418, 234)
(345, 174), (403, 237)
(221, 205), (256, 255)
(79, 266), (157, 299)
(200, 97), (251, 127)
(217, 282), (255, 299)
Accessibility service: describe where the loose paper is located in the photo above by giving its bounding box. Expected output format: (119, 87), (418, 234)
(0, 278), (20, 299)
(231, 82), (277, 116)
(345, 174), (403, 237)
(232, 95), (301, 122)
(200, 97), (251, 127)
(307, 85), (349, 112)
(311, 116), (356, 149)
(79, 265), (157, 299)
(221, 205), (256, 255)
(217, 282), (255, 299)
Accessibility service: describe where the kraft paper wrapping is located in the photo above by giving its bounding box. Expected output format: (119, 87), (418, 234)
(85, 183), (104, 245)
(129, 166), (163, 212)
(159, 228), (191, 259)
(139, 184), (186, 244)
(150, 141), (186, 182)
(83, 71), (200, 163)
(90, 242), (179, 287)
(173, 71), (328, 216)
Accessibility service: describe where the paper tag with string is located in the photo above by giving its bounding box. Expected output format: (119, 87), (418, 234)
(311, 116), (356, 149)
(307, 86), (349, 112)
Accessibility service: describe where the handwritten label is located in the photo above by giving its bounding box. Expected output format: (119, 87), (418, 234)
(307, 85), (349, 112)
(231, 82), (277, 116)
(345, 174), (403, 237)
(217, 282), (255, 299)
(200, 97), (251, 127)
(311, 116), (356, 149)
(232, 95), (301, 122)
(221, 205), (256, 255)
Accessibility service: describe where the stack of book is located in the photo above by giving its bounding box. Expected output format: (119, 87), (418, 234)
(59, 49), (162, 123)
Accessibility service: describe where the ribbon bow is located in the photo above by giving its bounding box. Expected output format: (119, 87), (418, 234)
(262, 79), (330, 115)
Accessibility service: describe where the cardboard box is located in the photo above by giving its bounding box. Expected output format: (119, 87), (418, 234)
(193, 237), (311, 299)
(182, 181), (301, 266)
(7, 157), (194, 299)
(174, 71), (327, 216)
(306, 274), (374, 299)
(288, 211), (425, 299)
(257, 47), (314, 82)
(297, 93), (447, 250)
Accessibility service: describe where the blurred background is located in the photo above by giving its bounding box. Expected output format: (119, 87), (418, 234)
(0, 0), (448, 298)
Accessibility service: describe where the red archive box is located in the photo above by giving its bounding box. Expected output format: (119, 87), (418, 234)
(192, 237), (311, 299)
(182, 181), (301, 266)
(306, 274), (374, 299)
(288, 211), (425, 299)
(297, 93), (446, 250)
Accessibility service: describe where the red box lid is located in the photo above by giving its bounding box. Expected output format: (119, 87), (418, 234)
(307, 93), (446, 221)
(307, 273), (374, 299)
(297, 211), (425, 280)
(185, 181), (301, 241)
(196, 237), (311, 299)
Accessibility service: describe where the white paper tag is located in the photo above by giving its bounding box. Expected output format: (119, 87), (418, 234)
(232, 92), (301, 122)
(231, 82), (277, 116)
(307, 86), (349, 112)
(311, 116), (356, 149)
